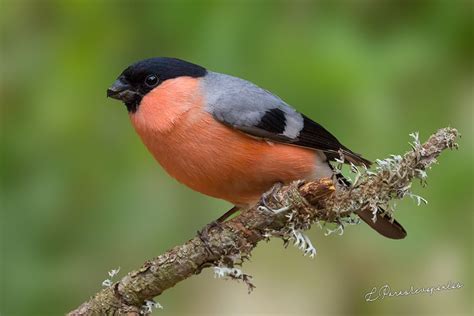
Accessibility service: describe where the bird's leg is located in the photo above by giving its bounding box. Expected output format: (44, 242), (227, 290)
(197, 206), (241, 257)
(216, 205), (241, 222)
(260, 182), (283, 208)
(258, 182), (291, 214)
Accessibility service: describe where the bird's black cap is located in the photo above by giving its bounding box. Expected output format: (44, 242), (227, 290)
(108, 57), (207, 112)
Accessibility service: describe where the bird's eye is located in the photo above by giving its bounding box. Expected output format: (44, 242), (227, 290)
(144, 74), (159, 87)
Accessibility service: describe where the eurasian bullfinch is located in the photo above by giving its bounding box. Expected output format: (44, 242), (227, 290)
(107, 57), (406, 239)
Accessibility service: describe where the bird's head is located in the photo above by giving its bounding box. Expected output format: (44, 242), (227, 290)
(107, 57), (207, 112)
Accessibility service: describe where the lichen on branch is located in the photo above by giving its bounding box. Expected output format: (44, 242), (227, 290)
(68, 127), (459, 316)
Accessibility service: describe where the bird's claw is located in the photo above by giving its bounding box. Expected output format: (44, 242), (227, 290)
(258, 204), (291, 214)
(197, 220), (222, 256)
(260, 182), (283, 207)
(259, 182), (289, 213)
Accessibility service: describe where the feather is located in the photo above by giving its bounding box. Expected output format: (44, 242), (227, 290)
(203, 72), (371, 167)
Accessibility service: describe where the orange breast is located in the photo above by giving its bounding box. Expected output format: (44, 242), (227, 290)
(130, 77), (318, 206)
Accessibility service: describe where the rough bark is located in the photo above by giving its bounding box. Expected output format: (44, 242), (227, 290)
(68, 127), (459, 315)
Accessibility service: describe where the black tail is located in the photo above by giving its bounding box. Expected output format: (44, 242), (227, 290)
(333, 171), (407, 239)
(356, 208), (407, 239)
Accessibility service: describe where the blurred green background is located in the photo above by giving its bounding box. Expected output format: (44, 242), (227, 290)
(1, 0), (473, 315)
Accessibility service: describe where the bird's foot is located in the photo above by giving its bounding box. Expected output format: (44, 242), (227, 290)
(261, 182), (283, 206)
(258, 182), (290, 213)
(258, 204), (291, 214)
(197, 220), (222, 257)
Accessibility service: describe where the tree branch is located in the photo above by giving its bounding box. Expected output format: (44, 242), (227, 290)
(68, 127), (459, 315)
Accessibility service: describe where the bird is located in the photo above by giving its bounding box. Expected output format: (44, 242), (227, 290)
(107, 57), (406, 239)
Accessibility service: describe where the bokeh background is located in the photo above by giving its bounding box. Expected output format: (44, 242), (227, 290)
(1, 0), (473, 315)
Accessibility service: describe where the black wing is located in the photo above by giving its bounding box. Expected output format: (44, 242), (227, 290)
(293, 114), (371, 166)
(215, 107), (371, 166)
(208, 76), (371, 166)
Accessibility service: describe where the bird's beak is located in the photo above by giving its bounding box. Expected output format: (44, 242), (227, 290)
(107, 78), (133, 101)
